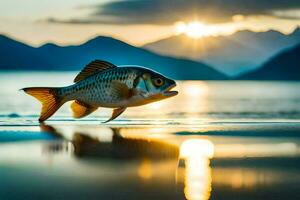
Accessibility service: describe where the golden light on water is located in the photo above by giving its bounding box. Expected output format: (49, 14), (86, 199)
(138, 159), (153, 180)
(215, 142), (299, 158)
(183, 82), (208, 97)
(179, 139), (214, 200)
(180, 81), (209, 115)
(180, 139), (214, 158)
(212, 167), (279, 189)
(146, 101), (163, 110)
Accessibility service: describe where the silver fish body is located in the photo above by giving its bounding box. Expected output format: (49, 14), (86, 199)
(60, 67), (140, 107)
(22, 60), (178, 122)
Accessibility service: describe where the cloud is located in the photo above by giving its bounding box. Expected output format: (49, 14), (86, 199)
(46, 0), (300, 25)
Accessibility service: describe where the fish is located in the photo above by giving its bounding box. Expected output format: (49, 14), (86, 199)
(21, 60), (178, 122)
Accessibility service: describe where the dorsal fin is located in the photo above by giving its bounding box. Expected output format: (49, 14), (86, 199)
(74, 60), (117, 83)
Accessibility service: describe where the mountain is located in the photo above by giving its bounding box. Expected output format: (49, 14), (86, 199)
(0, 35), (45, 70)
(0, 35), (227, 80)
(239, 43), (300, 80)
(143, 28), (300, 76)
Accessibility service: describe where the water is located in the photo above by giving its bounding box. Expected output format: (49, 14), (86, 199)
(1, 72), (300, 200)
(1, 72), (300, 123)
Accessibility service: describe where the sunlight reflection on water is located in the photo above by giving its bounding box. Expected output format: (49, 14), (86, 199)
(179, 139), (214, 200)
(1, 124), (300, 199)
(1, 72), (300, 123)
(1, 72), (300, 199)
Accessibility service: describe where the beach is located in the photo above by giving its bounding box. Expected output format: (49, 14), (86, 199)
(1, 72), (300, 199)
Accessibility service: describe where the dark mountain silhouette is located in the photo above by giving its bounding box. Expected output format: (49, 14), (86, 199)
(0, 35), (227, 80)
(239, 43), (300, 80)
(0, 35), (45, 70)
(143, 28), (300, 76)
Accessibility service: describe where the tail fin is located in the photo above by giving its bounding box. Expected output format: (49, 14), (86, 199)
(21, 87), (64, 122)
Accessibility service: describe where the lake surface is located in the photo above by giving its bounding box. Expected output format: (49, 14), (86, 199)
(0, 72), (300, 200)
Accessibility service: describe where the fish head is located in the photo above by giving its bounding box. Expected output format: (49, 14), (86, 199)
(136, 69), (178, 102)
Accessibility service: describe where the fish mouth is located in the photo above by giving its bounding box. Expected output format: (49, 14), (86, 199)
(162, 84), (178, 97)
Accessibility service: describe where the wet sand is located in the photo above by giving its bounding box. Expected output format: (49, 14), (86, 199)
(1, 122), (300, 200)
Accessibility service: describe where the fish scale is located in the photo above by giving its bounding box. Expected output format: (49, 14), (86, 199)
(65, 67), (139, 106)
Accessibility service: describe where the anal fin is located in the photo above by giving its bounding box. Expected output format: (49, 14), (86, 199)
(71, 100), (97, 118)
(103, 107), (126, 123)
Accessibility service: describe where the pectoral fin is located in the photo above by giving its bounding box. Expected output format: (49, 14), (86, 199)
(103, 107), (126, 123)
(71, 100), (98, 118)
(111, 81), (136, 100)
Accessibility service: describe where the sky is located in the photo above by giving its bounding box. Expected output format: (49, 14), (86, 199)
(0, 0), (300, 46)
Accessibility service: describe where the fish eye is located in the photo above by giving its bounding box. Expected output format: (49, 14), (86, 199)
(153, 78), (164, 87)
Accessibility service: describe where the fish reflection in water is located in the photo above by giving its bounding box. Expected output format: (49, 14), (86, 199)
(40, 124), (214, 200)
(40, 124), (179, 159)
(38, 124), (300, 200)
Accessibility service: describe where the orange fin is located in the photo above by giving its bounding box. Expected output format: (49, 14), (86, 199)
(74, 60), (117, 83)
(111, 81), (136, 100)
(103, 107), (126, 123)
(22, 87), (64, 122)
(71, 100), (98, 118)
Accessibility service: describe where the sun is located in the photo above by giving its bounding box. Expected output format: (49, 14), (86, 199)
(175, 21), (214, 38)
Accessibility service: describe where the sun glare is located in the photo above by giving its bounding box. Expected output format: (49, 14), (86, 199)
(175, 21), (215, 38)
(179, 139), (214, 200)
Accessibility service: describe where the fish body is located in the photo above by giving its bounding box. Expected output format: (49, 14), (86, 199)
(22, 60), (178, 122)
(61, 67), (142, 107)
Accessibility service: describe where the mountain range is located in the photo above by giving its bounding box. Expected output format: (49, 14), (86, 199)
(240, 43), (300, 80)
(0, 33), (300, 80)
(0, 35), (226, 80)
(143, 28), (300, 76)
